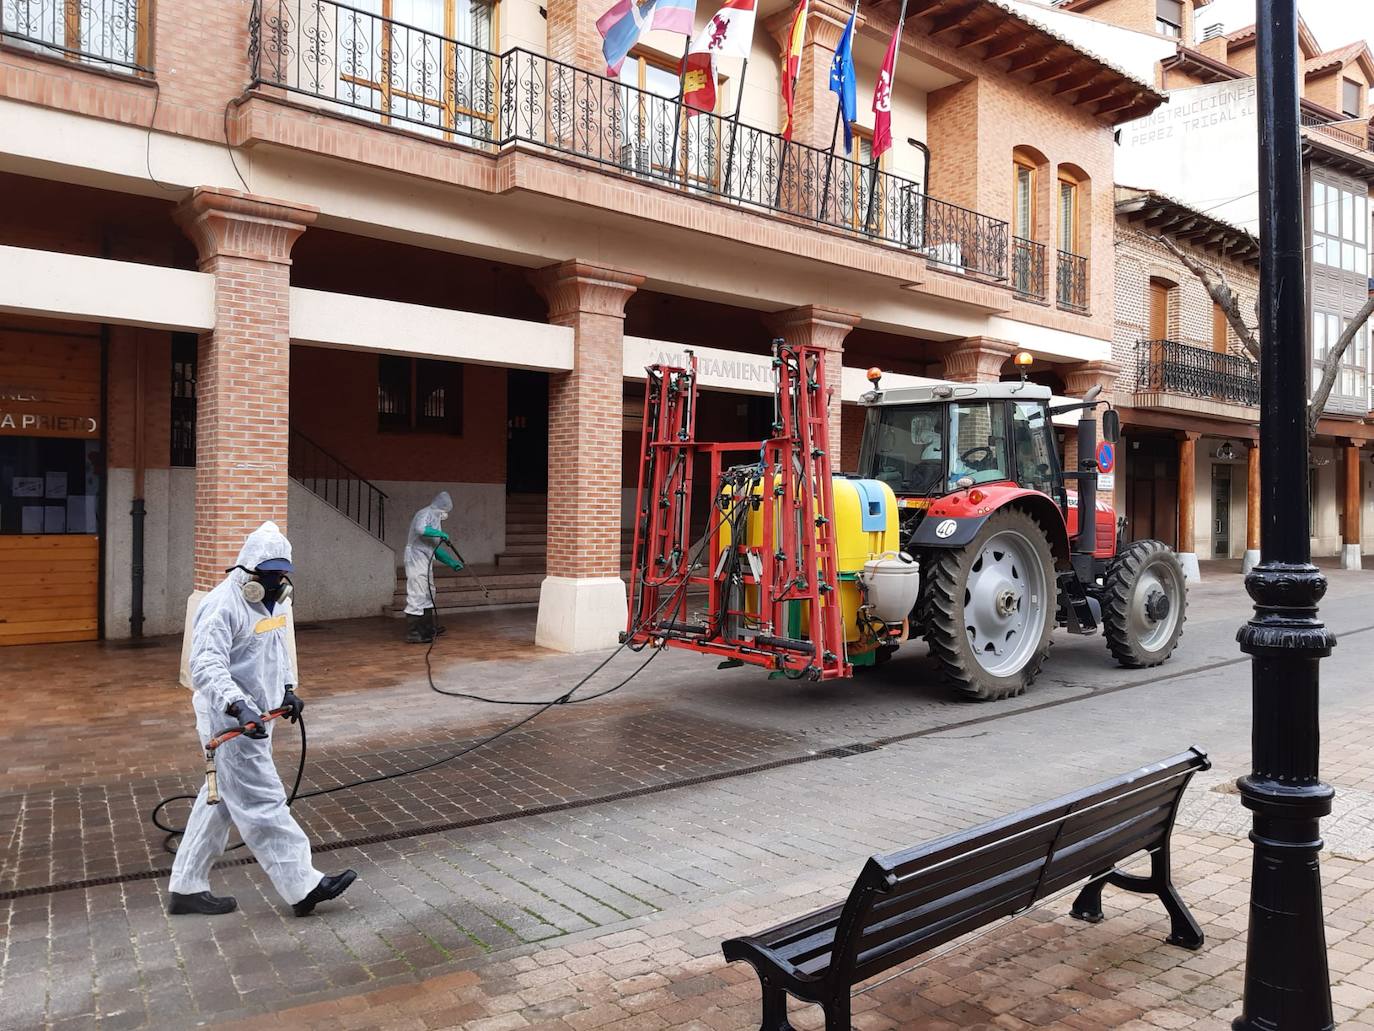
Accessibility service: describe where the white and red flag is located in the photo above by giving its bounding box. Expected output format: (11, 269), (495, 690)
(682, 0), (758, 114)
(871, 20), (899, 158)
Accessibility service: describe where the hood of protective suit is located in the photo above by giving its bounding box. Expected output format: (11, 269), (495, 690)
(432, 492), (453, 518)
(231, 521), (294, 582)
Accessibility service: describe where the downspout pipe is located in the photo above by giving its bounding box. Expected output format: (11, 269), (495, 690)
(130, 336), (146, 639)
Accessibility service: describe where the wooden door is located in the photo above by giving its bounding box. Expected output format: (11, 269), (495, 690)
(0, 535), (99, 644)
(1149, 281), (1170, 340)
(1212, 303), (1229, 353)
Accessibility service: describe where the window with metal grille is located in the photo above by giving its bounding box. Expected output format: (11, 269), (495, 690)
(170, 334), (197, 467)
(1155, 0), (1182, 37)
(377, 356), (463, 433)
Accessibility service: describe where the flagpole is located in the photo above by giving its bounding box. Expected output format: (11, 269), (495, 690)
(668, 32), (693, 180)
(773, 0), (808, 210)
(864, 0), (907, 232)
(818, 0), (859, 224)
(721, 56), (750, 196)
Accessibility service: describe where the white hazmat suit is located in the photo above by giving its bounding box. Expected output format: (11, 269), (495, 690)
(168, 522), (323, 906)
(404, 491), (454, 616)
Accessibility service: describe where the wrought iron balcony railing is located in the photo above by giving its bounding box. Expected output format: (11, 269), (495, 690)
(1011, 236), (1046, 302)
(1136, 339), (1260, 407)
(1056, 249), (1089, 314)
(249, 0), (1011, 282)
(2, 0), (148, 72)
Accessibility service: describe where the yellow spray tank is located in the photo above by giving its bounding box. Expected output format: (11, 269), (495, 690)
(717, 476), (916, 661)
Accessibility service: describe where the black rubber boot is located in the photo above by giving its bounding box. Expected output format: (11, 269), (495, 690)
(168, 891), (238, 916)
(424, 607), (446, 638)
(293, 870), (357, 917)
(405, 614), (427, 644)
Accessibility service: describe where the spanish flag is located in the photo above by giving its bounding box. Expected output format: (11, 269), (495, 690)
(780, 0), (809, 141)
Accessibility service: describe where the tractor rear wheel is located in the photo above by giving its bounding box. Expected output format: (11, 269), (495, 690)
(1102, 540), (1187, 668)
(922, 507), (1056, 701)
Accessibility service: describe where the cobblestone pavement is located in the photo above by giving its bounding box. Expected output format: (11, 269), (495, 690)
(2, 571), (1373, 1028)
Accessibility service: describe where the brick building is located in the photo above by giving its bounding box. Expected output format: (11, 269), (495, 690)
(0, 0), (1162, 649)
(1027, 0), (1374, 573)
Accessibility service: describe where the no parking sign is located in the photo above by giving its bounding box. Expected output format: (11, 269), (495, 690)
(1096, 440), (1115, 492)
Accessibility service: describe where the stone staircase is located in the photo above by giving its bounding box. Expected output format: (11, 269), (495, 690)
(389, 494), (638, 614)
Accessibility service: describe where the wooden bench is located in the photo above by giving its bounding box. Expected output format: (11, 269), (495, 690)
(721, 748), (1210, 1031)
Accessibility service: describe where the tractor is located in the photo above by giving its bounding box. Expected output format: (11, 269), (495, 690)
(624, 342), (1187, 700)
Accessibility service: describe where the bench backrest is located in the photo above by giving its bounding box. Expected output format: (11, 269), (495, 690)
(820, 748), (1209, 986)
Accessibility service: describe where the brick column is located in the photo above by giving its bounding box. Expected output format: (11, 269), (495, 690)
(765, 304), (861, 469)
(1244, 443), (1260, 573)
(175, 188), (317, 591)
(1342, 440), (1363, 570)
(529, 260), (644, 652)
(942, 337), (1017, 384)
(545, 0), (605, 73)
(1176, 431), (1201, 582)
(765, 0), (857, 150)
(1060, 359), (1120, 480)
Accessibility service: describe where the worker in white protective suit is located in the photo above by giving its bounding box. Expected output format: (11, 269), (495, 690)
(168, 521), (357, 917)
(403, 491), (464, 644)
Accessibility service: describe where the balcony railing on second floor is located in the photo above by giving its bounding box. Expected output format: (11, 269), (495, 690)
(1011, 237), (1046, 302)
(1056, 250), (1089, 314)
(2, 0), (148, 72)
(249, 0), (1011, 283)
(1301, 111), (1372, 153)
(1136, 339), (1260, 407)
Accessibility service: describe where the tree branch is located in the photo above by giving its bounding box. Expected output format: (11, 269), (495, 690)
(1309, 291), (1374, 434)
(1158, 236), (1261, 359)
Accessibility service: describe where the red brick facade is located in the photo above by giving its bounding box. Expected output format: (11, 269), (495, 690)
(175, 188), (317, 590)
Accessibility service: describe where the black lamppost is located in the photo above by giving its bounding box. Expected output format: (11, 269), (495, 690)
(1233, 2), (1335, 1028)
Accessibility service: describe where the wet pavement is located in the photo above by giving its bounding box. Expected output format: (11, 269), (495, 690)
(2, 569), (1374, 1028)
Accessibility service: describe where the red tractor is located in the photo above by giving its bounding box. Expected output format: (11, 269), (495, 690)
(625, 344), (1187, 700)
(855, 371), (1187, 700)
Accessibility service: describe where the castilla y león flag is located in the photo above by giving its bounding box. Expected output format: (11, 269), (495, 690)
(779, 0), (809, 140)
(683, 0), (758, 114)
(871, 19), (899, 158)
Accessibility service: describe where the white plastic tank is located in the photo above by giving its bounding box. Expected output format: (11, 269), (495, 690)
(858, 551), (921, 623)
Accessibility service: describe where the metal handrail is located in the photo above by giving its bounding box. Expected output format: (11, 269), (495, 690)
(1011, 236), (1046, 301)
(1301, 111), (1372, 152)
(1056, 249), (1089, 314)
(288, 428), (390, 542)
(2, 0), (149, 72)
(248, 0), (1011, 282)
(1135, 338), (1260, 406)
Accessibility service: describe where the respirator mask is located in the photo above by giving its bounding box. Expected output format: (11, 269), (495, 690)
(227, 565), (294, 605)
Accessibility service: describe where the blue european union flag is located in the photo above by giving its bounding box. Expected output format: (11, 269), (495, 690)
(829, 11), (858, 153)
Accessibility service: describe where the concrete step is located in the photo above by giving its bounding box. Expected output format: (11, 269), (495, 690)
(499, 543), (546, 556)
(503, 531), (547, 545)
(505, 521), (547, 533)
(495, 554), (547, 569)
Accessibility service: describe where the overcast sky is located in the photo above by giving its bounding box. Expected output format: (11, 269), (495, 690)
(1197, 0), (1374, 53)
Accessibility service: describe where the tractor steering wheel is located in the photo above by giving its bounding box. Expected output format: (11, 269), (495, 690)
(959, 445), (997, 470)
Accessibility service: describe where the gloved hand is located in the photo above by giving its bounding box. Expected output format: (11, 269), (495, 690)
(280, 687), (304, 724)
(436, 546), (464, 572)
(227, 699), (269, 739)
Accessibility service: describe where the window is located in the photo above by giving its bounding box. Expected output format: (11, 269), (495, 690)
(1212, 302), (1229, 354)
(1155, 0), (1183, 37)
(327, 0), (496, 140)
(1014, 161), (1035, 240)
(948, 402), (1010, 487)
(2, 0), (146, 69)
(860, 404), (947, 496)
(1343, 78), (1365, 119)
(1311, 181), (1368, 272)
(1058, 177), (1079, 255)
(171, 334), (197, 468)
(378, 356), (463, 433)
(1012, 401), (1057, 497)
(617, 50), (723, 189)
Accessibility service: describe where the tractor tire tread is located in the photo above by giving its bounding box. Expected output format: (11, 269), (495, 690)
(920, 507), (1055, 702)
(1102, 539), (1187, 669)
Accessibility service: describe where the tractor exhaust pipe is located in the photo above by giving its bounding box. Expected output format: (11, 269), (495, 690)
(1075, 415), (1097, 555)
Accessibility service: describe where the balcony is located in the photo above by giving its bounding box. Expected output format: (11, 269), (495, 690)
(248, 0), (1011, 283)
(1301, 111), (1373, 154)
(1135, 339), (1260, 416)
(1, 0), (149, 72)
(1055, 250), (1088, 314)
(1011, 237), (1046, 302)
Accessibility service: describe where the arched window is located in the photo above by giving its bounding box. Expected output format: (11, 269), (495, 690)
(1012, 146), (1049, 300)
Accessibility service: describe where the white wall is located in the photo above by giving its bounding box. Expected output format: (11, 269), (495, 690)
(1116, 80), (1261, 232)
(377, 481), (506, 565)
(104, 467), (197, 639)
(287, 481), (398, 621)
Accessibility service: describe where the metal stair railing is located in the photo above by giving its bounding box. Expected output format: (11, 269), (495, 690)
(288, 428), (390, 542)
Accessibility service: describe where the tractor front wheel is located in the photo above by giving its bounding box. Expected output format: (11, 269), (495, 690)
(922, 507), (1056, 701)
(1102, 539), (1187, 668)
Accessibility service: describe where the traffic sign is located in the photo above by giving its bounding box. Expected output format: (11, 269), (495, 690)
(1096, 440), (1115, 474)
